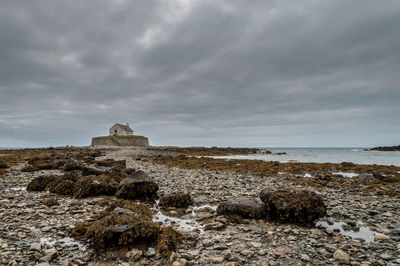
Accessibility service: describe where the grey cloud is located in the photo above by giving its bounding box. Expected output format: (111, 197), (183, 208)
(1, 0), (400, 147)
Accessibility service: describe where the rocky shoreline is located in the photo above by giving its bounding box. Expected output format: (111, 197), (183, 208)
(368, 145), (400, 152)
(1, 146), (399, 265)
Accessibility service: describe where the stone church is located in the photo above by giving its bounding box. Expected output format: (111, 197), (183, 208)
(109, 123), (133, 136)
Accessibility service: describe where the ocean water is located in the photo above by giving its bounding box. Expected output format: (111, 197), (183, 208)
(213, 148), (400, 166)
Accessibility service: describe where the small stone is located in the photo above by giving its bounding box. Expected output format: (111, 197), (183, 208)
(204, 222), (225, 231)
(202, 239), (214, 247)
(125, 248), (143, 261)
(249, 242), (262, 248)
(240, 249), (254, 258)
(374, 233), (387, 241)
(257, 249), (268, 256)
(144, 247), (156, 257)
(168, 251), (180, 264)
(272, 246), (292, 258)
(212, 257), (224, 263)
(61, 260), (71, 266)
(381, 211), (392, 217)
(181, 253), (193, 261)
(40, 248), (58, 262)
(380, 254), (392, 260)
(333, 249), (350, 264)
(17, 231), (26, 238)
(187, 250), (199, 257)
(30, 228), (41, 239)
(301, 254), (311, 261)
(30, 242), (42, 251)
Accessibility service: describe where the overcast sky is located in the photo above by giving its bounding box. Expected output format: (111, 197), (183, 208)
(1, 0), (400, 148)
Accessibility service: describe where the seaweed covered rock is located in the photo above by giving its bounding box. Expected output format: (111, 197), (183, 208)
(26, 175), (59, 191)
(96, 159), (126, 169)
(72, 203), (161, 249)
(156, 227), (183, 257)
(28, 156), (54, 170)
(46, 177), (76, 195)
(43, 197), (59, 207)
(52, 159), (67, 169)
(63, 160), (84, 172)
(104, 166), (129, 183)
(45, 171), (81, 195)
(315, 172), (332, 181)
(21, 164), (37, 172)
(216, 199), (266, 219)
(159, 193), (194, 208)
(116, 170), (159, 200)
(259, 187), (326, 225)
(74, 174), (118, 199)
(0, 160), (9, 169)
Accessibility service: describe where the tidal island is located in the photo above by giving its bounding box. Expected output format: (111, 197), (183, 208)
(91, 123), (149, 146)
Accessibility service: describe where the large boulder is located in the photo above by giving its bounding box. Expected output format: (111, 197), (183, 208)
(26, 175), (59, 191)
(72, 201), (161, 249)
(259, 187), (326, 225)
(159, 193), (194, 208)
(73, 174), (118, 199)
(115, 170), (158, 200)
(46, 175), (76, 196)
(216, 199), (266, 219)
(81, 166), (104, 176)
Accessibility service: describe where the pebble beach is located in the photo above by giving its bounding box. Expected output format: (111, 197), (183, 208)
(0, 146), (399, 265)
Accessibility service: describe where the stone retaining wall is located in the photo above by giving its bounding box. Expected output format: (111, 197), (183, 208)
(91, 136), (149, 146)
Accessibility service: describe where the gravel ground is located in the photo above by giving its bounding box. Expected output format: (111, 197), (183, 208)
(1, 146), (399, 265)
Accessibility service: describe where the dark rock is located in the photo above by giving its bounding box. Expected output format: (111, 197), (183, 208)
(369, 145), (400, 151)
(259, 187), (326, 225)
(28, 156), (54, 170)
(156, 227), (183, 257)
(104, 166), (128, 183)
(52, 159), (67, 169)
(115, 170), (159, 200)
(96, 159), (126, 169)
(159, 193), (194, 208)
(46, 178), (76, 196)
(315, 172), (332, 181)
(26, 175), (59, 191)
(216, 199), (266, 219)
(63, 160), (84, 172)
(0, 160), (9, 169)
(73, 174), (118, 199)
(72, 204), (161, 249)
(43, 198), (59, 207)
(21, 164), (37, 172)
(81, 166), (103, 176)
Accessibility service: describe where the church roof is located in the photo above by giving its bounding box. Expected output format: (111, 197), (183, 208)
(112, 123), (133, 132)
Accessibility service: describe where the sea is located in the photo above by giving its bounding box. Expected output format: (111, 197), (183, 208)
(1, 146), (400, 166)
(213, 148), (400, 167)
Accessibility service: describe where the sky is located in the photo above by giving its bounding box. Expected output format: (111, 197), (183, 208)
(1, 0), (400, 148)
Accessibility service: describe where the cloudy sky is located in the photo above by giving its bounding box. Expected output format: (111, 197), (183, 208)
(1, 0), (400, 148)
